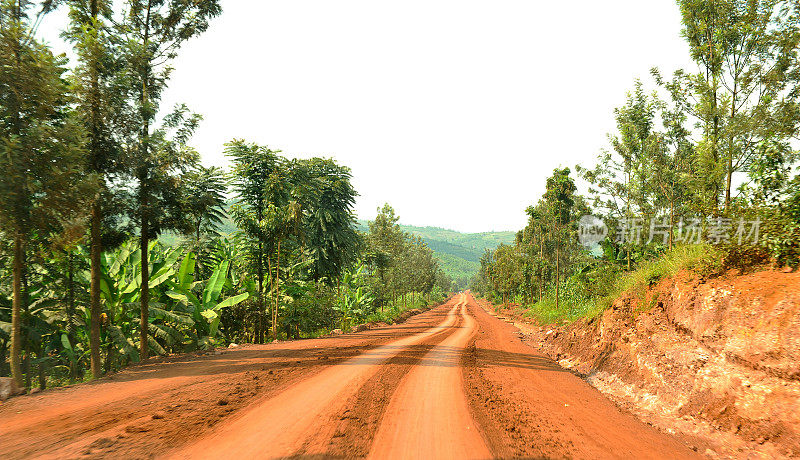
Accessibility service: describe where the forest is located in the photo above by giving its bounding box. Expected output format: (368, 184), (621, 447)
(0, 1), (450, 390)
(473, 0), (800, 321)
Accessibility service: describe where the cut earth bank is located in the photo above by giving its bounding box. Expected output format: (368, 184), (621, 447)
(488, 269), (800, 459)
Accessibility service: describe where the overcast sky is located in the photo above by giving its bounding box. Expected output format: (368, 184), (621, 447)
(39, 1), (695, 233)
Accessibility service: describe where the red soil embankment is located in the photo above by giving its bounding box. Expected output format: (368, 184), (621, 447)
(493, 269), (800, 459)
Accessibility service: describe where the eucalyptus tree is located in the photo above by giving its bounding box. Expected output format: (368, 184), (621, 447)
(522, 204), (549, 302)
(578, 81), (660, 222)
(119, 0), (221, 359)
(542, 168), (577, 310)
(650, 69), (697, 244)
(64, 0), (131, 378)
(578, 83), (663, 268)
(677, 0), (800, 211)
(492, 244), (524, 306)
(0, 0), (95, 385)
(367, 204), (408, 304)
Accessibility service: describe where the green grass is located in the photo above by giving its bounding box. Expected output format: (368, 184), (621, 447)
(523, 244), (723, 324)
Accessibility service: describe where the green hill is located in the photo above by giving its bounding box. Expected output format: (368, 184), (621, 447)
(356, 220), (515, 287)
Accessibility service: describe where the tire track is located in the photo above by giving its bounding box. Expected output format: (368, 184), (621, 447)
(291, 299), (468, 458)
(169, 297), (466, 459)
(368, 294), (490, 460)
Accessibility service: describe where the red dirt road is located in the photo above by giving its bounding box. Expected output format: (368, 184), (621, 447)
(0, 293), (700, 459)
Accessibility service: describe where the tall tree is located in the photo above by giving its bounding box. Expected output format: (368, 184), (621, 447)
(290, 158), (360, 284)
(227, 140), (285, 343)
(0, 0), (94, 385)
(367, 204), (407, 304)
(578, 81), (660, 221)
(128, 104), (200, 359)
(64, 0), (130, 379)
(120, 0), (221, 359)
(678, 0), (800, 211)
(542, 168), (577, 311)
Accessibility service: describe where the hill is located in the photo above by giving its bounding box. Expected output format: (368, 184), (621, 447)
(356, 220), (515, 287)
(164, 215), (515, 288)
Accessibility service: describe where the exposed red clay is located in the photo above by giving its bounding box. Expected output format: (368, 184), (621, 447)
(0, 293), (701, 459)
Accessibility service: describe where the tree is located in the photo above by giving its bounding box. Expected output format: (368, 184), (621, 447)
(367, 204), (407, 305)
(128, 105), (202, 359)
(522, 205), (549, 302)
(181, 165), (227, 278)
(677, 0), (800, 211)
(578, 81), (660, 224)
(64, 0), (131, 379)
(650, 69), (697, 246)
(120, 0), (221, 359)
(490, 244), (524, 305)
(542, 168), (577, 311)
(290, 158), (360, 285)
(227, 140), (285, 343)
(0, 0), (95, 385)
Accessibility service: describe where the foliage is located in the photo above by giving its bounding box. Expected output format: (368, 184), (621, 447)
(356, 219), (515, 285)
(0, 0), (454, 392)
(477, 1), (800, 327)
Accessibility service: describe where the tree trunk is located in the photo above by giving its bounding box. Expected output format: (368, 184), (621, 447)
(193, 222), (202, 283)
(668, 199), (675, 250)
(555, 244), (560, 312)
(138, 0), (153, 361)
(84, 0), (104, 380)
(38, 357), (46, 390)
(140, 216), (149, 361)
(90, 200), (103, 378)
(258, 243), (265, 344)
(66, 251), (79, 382)
(538, 238), (544, 303)
(0, 341), (7, 377)
(10, 235), (24, 387)
(272, 239), (281, 340)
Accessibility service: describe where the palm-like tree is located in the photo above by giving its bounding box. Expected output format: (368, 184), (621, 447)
(182, 165), (227, 279)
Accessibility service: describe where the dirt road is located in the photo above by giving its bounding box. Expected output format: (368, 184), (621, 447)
(0, 293), (700, 459)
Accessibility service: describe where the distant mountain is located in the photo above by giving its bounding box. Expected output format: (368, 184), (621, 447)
(356, 220), (515, 287)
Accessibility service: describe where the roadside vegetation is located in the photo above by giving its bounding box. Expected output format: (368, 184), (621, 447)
(473, 0), (800, 323)
(0, 1), (450, 391)
(356, 220), (515, 290)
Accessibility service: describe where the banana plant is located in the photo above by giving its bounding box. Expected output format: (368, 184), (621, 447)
(334, 264), (375, 330)
(99, 240), (187, 361)
(167, 259), (249, 342)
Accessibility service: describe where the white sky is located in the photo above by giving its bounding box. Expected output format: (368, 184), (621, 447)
(39, 1), (695, 233)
